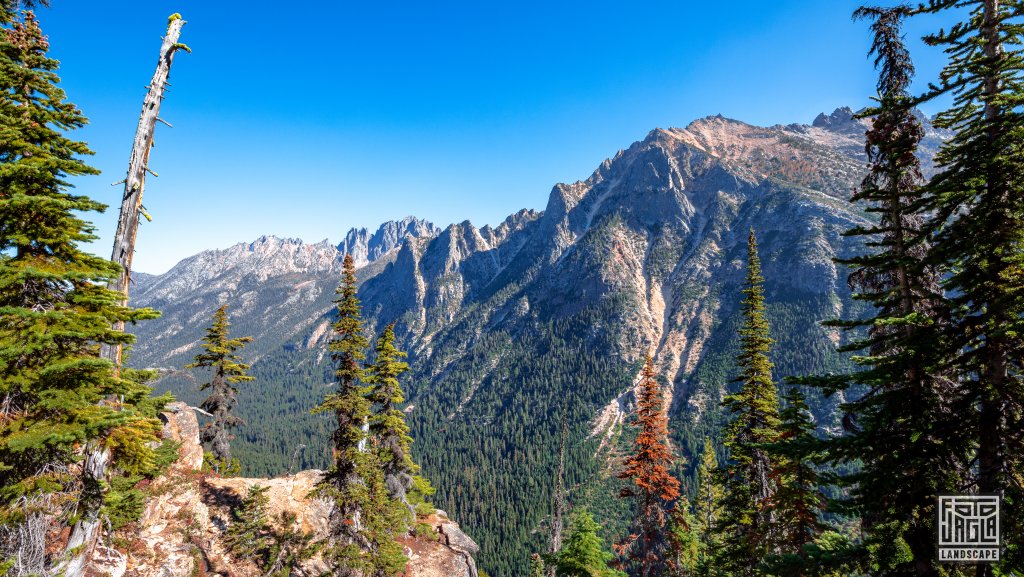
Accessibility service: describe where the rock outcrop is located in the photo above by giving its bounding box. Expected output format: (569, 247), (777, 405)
(103, 402), (478, 577)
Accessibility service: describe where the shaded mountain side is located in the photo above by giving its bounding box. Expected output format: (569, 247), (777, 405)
(127, 109), (948, 577)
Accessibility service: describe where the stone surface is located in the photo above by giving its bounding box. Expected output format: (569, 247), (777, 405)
(104, 405), (478, 577)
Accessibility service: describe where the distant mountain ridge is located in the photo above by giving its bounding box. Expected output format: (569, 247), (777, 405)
(127, 108), (950, 577)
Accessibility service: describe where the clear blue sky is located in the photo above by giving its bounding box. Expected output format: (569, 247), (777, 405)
(37, 1), (957, 273)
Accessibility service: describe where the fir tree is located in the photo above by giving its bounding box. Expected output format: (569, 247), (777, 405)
(365, 322), (416, 520)
(225, 484), (272, 563)
(719, 230), (781, 576)
(763, 388), (824, 576)
(0, 7), (162, 573)
(913, 1), (1024, 573)
(555, 510), (625, 577)
(666, 499), (699, 577)
(693, 439), (724, 577)
(311, 253), (372, 573)
(356, 449), (409, 577)
(616, 355), (681, 577)
(186, 304), (253, 475)
(794, 6), (967, 575)
(264, 511), (317, 577)
(531, 552), (547, 577)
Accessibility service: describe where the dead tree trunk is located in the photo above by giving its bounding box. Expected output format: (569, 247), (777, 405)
(98, 13), (189, 372)
(548, 399), (569, 576)
(55, 15), (189, 577)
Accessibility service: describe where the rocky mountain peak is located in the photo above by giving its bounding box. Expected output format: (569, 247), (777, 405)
(339, 216), (440, 266)
(812, 106), (857, 128)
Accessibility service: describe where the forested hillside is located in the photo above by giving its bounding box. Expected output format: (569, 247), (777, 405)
(127, 108), (950, 576)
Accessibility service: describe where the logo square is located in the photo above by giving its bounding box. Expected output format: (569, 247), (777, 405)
(938, 494), (1000, 563)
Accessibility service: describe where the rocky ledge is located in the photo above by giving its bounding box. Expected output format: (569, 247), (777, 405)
(90, 402), (479, 577)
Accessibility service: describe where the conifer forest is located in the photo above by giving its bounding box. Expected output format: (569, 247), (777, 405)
(0, 2), (1022, 577)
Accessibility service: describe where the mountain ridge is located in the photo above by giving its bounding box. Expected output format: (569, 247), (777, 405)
(128, 107), (948, 577)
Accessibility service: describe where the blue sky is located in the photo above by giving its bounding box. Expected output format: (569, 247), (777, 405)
(37, 1), (957, 273)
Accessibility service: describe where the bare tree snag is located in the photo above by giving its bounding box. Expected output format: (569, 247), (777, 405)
(548, 398), (569, 575)
(98, 12), (189, 374)
(55, 15), (189, 577)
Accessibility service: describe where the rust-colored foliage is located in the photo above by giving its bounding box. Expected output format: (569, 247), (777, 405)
(616, 355), (680, 577)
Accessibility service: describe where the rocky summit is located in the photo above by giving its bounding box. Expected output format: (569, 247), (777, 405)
(128, 109), (948, 577)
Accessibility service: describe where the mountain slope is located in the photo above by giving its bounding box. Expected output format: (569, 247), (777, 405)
(128, 109), (947, 577)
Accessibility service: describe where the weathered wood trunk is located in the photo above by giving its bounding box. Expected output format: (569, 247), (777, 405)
(98, 14), (187, 371)
(55, 16), (188, 577)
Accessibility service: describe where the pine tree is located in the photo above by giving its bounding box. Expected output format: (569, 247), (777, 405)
(666, 498), (699, 577)
(225, 484), (272, 562)
(186, 304), (253, 475)
(311, 253), (372, 573)
(719, 230), (781, 576)
(763, 388), (824, 575)
(913, 1), (1024, 573)
(616, 355), (681, 577)
(365, 322), (416, 521)
(792, 6), (969, 575)
(531, 552), (548, 577)
(264, 511), (317, 577)
(693, 439), (724, 577)
(555, 510), (625, 577)
(356, 448), (410, 577)
(0, 7), (162, 573)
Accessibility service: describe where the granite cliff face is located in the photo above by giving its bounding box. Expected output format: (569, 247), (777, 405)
(127, 109), (949, 576)
(96, 403), (478, 577)
(339, 216), (441, 267)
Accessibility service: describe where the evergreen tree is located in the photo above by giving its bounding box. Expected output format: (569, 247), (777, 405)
(913, 1), (1024, 573)
(356, 449), (409, 577)
(719, 230), (781, 576)
(555, 510), (625, 577)
(616, 355), (681, 577)
(225, 484), (272, 562)
(693, 440), (724, 577)
(763, 388), (824, 575)
(531, 552), (548, 577)
(310, 253), (372, 573)
(365, 322), (416, 519)
(186, 304), (253, 475)
(0, 7), (162, 573)
(666, 498), (699, 577)
(795, 6), (966, 575)
(264, 511), (317, 577)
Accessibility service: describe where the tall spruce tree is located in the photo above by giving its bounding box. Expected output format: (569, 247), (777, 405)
(186, 304), (253, 475)
(365, 322), (416, 520)
(693, 439), (724, 577)
(666, 498), (699, 577)
(796, 5), (969, 575)
(914, 1), (1024, 573)
(311, 253), (372, 573)
(616, 355), (681, 577)
(0, 7), (162, 574)
(719, 230), (781, 576)
(763, 387), (824, 575)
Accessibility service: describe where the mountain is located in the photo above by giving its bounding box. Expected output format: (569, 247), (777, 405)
(128, 109), (948, 577)
(339, 215), (441, 267)
(129, 218), (437, 369)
